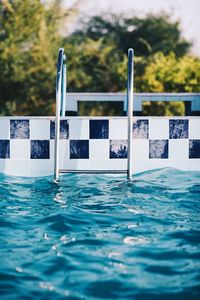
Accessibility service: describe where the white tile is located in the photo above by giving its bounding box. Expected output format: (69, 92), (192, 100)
(106, 159), (127, 171)
(30, 119), (50, 140)
(109, 118), (128, 139)
(69, 119), (89, 139)
(0, 119), (10, 139)
(89, 140), (109, 160)
(50, 140), (69, 161)
(149, 119), (169, 139)
(88, 159), (110, 170)
(10, 140), (30, 159)
(169, 140), (189, 159)
(0, 159), (11, 175)
(132, 159), (150, 174)
(149, 159), (171, 171)
(65, 159), (89, 171)
(189, 159), (200, 171)
(64, 159), (127, 171)
(132, 140), (149, 160)
(189, 119), (200, 139)
(59, 140), (69, 169)
(30, 160), (53, 177)
(10, 160), (31, 177)
(168, 160), (189, 171)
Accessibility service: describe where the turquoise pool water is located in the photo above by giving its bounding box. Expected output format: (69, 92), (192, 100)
(0, 168), (199, 299)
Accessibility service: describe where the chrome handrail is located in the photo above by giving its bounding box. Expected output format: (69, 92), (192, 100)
(54, 48), (66, 180)
(54, 48), (134, 180)
(61, 54), (67, 116)
(127, 48), (134, 180)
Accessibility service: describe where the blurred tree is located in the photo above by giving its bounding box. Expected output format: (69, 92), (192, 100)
(0, 1), (198, 117)
(72, 14), (191, 58)
(0, 0), (80, 115)
(141, 52), (200, 115)
(65, 38), (127, 92)
(141, 52), (200, 92)
(68, 14), (196, 116)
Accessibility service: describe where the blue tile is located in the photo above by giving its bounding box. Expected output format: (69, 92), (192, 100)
(10, 120), (30, 139)
(169, 119), (188, 139)
(110, 140), (128, 159)
(0, 140), (10, 159)
(31, 140), (49, 159)
(149, 140), (168, 159)
(70, 140), (89, 159)
(133, 119), (149, 139)
(90, 120), (109, 139)
(50, 120), (69, 139)
(189, 140), (200, 158)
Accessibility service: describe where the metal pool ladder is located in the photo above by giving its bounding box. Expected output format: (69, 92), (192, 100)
(54, 48), (134, 181)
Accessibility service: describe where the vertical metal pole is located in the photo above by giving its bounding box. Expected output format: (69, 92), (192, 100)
(54, 48), (64, 181)
(61, 54), (66, 117)
(127, 48), (134, 180)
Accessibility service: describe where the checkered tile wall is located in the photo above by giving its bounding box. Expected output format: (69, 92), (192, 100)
(0, 117), (199, 176)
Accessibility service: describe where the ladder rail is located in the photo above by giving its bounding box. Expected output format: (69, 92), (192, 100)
(54, 48), (66, 181)
(127, 48), (134, 180)
(61, 54), (67, 117)
(54, 48), (134, 180)
(59, 170), (127, 174)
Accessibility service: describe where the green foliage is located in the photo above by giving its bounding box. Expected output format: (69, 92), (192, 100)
(78, 101), (124, 116)
(65, 38), (127, 92)
(142, 101), (185, 117)
(0, 0), (62, 115)
(0, 2), (199, 116)
(141, 52), (200, 92)
(138, 52), (200, 116)
(73, 14), (191, 57)
(68, 14), (198, 116)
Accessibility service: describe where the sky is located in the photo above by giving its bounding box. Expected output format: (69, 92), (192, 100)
(65, 0), (200, 56)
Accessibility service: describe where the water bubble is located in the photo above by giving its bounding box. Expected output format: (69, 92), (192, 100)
(16, 267), (23, 273)
(39, 282), (54, 291)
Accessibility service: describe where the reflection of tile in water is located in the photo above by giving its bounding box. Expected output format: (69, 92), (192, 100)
(189, 140), (200, 158)
(110, 140), (128, 159)
(70, 140), (89, 159)
(149, 140), (168, 159)
(0, 140), (10, 158)
(10, 120), (30, 139)
(50, 120), (69, 139)
(31, 140), (49, 159)
(90, 120), (109, 139)
(169, 119), (188, 139)
(133, 120), (149, 139)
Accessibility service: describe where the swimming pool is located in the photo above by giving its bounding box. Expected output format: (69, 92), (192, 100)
(0, 168), (199, 299)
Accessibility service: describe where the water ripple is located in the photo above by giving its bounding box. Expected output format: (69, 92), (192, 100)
(0, 168), (199, 299)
